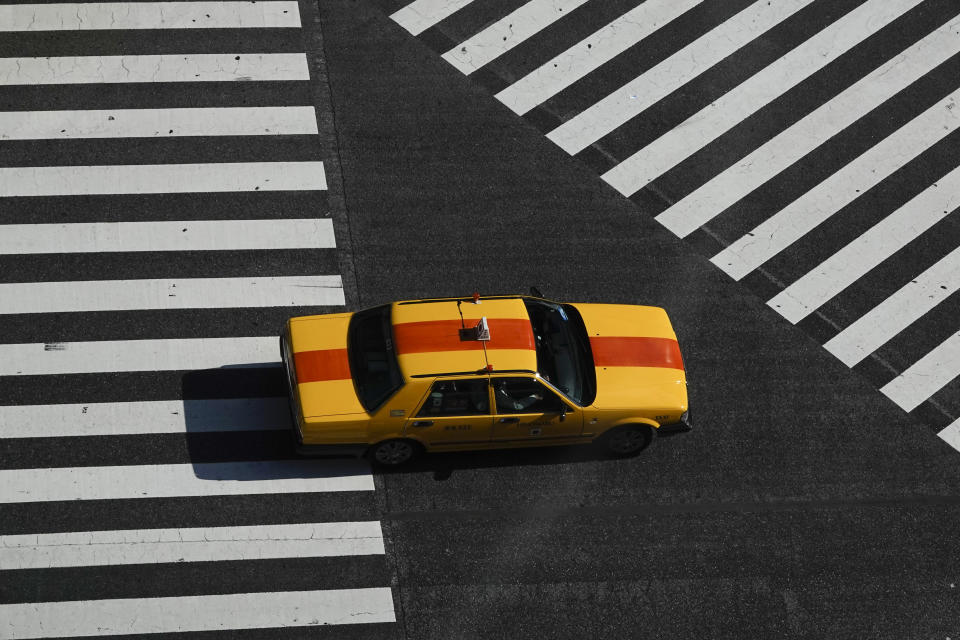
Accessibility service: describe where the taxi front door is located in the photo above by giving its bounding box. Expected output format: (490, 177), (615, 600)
(404, 378), (493, 447)
(490, 376), (583, 444)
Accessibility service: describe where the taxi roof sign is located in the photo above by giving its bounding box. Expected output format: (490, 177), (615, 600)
(459, 316), (490, 341)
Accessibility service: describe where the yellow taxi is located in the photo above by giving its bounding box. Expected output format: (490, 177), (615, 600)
(280, 293), (690, 465)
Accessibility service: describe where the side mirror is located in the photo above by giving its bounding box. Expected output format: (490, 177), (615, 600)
(559, 404), (567, 422)
(530, 286), (544, 298)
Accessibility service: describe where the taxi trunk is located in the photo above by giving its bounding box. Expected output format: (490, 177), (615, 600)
(281, 313), (368, 446)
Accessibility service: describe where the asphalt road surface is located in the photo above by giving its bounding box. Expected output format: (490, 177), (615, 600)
(323, 0), (960, 636)
(1, 0), (959, 637)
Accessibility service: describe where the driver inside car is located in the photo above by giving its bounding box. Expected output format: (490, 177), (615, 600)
(495, 380), (543, 412)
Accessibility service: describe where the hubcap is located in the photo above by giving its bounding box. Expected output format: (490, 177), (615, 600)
(608, 429), (644, 453)
(375, 441), (412, 465)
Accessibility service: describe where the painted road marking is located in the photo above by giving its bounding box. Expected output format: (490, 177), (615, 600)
(0, 219), (336, 254)
(711, 92), (960, 280)
(604, 0), (926, 197)
(545, 0), (815, 155)
(496, 0), (704, 115)
(656, 15), (960, 238)
(940, 417), (960, 453)
(0, 162), (327, 196)
(881, 331), (960, 411)
(0, 588), (396, 638)
(824, 246), (960, 367)
(391, 0), (477, 36)
(0, 460), (374, 503)
(768, 164), (960, 324)
(0, 522), (384, 569)
(0, 276), (344, 314)
(0, 398), (291, 438)
(0, 53), (309, 85)
(0, 336), (280, 376)
(441, 0), (590, 75)
(0, 2), (301, 31)
(0, 107), (318, 140)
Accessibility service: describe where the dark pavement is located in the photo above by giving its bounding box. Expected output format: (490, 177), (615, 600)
(317, 1), (960, 636)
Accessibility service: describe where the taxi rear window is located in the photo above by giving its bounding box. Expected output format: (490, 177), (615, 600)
(347, 305), (403, 412)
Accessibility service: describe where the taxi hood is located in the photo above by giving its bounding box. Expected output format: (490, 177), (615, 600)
(570, 303), (687, 412)
(283, 313), (367, 419)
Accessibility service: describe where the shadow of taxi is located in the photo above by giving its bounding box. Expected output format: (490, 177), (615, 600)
(180, 366), (659, 481)
(180, 366), (366, 481)
(372, 438), (653, 481)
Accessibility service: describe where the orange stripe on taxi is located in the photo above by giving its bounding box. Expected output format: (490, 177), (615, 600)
(590, 336), (684, 370)
(293, 348), (352, 383)
(394, 319), (535, 354)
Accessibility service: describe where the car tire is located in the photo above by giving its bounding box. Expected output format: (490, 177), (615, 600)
(368, 438), (422, 467)
(598, 425), (653, 458)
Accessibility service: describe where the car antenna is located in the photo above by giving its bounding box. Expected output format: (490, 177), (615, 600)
(455, 291), (480, 329)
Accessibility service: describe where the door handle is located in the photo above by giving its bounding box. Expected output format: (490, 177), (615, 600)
(498, 417), (520, 424)
(412, 420), (433, 427)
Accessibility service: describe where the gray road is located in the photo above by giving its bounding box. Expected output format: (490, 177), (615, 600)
(318, 0), (960, 636)
(0, 0), (958, 637)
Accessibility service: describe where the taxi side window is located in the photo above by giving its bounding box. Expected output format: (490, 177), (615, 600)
(417, 379), (490, 417)
(493, 377), (564, 414)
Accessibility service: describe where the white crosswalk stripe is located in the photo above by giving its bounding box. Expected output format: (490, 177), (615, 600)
(0, 162), (327, 196)
(881, 330), (960, 411)
(0, 53), (309, 85)
(0, 521), (384, 569)
(391, 0), (478, 36)
(545, 0), (816, 154)
(711, 91), (960, 281)
(0, 336), (280, 376)
(389, 0), (960, 430)
(0, 276), (345, 313)
(0, 398), (291, 438)
(0, 461), (373, 503)
(496, 0), (706, 115)
(0, 219), (336, 254)
(768, 165), (960, 323)
(0, 0), (393, 633)
(824, 245), (960, 367)
(441, 0), (590, 75)
(655, 15), (960, 238)
(0, 2), (302, 30)
(604, 0), (926, 197)
(0, 588), (396, 638)
(940, 417), (960, 453)
(0, 107), (319, 139)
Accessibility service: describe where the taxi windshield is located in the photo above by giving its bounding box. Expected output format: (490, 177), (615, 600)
(524, 299), (596, 406)
(347, 305), (403, 412)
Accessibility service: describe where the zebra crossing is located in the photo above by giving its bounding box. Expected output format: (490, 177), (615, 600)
(0, 1), (396, 637)
(381, 0), (960, 447)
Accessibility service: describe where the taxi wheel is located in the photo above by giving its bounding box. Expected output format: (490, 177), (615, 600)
(369, 439), (421, 467)
(600, 425), (653, 457)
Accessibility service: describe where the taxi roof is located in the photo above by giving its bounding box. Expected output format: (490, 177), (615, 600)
(390, 296), (538, 379)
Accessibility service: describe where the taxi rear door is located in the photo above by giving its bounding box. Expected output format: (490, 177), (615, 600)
(490, 375), (583, 444)
(404, 377), (493, 448)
